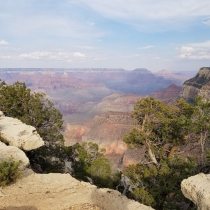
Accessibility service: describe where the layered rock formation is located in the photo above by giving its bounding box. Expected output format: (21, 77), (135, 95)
(65, 111), (135, 168)
(0, 68), (184, 124)
(181, 173), (210, 210)
(89, 93), (145, 115)
(179, 67), (210, 103)
(64, 84), (182, 168)
(65, 111), (134, 147)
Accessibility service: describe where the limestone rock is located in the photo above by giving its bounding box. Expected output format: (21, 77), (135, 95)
(0, 142), (29, 170)
(179, 67), (210, 103)
(181, 173), (210, 210)
(0, 173), (154, 210)
(0, 116), (44, 151)
(0, 111), (5, 117)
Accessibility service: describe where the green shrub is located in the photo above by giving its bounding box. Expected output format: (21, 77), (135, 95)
(0, 158), (23, 187)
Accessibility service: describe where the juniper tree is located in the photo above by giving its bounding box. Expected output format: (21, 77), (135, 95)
(0, 81), (64, 172)
(123, 97), (193, 165)
(64, 142), (114, 188)
(123, 97), (198, 209)
(193, 96), (210, 161)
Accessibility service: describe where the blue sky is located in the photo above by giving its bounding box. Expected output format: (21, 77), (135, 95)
(0, 0), (210, 72)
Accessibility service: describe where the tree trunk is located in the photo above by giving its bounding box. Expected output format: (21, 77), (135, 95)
(168, 146), (179, 158)
(200, 131), (206, 162)
(147, 147), (159, 166)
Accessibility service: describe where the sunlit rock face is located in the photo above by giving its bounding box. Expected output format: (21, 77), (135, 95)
(0, 173), (154, 210)
(179, 67), (210, 103)
(0, 141), (30, 170)
(181, 173), (210, 210)
(0, 114), (44, 151)
(0, 112), (44, 171)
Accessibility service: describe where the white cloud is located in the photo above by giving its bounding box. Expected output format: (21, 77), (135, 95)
(153, 57), (161, 59)
(177, 41), (210, 59)
(19, 51), (86, 61)
(138, 46), (154, 50)
(0, 40), (9, 45)
(73, 52), (85, 58)
(190, 40), (210, 48)
(19, 51), (72, 62)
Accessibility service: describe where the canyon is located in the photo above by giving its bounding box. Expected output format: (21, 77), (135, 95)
(0, 68), (186, 124)
(0, 68), (185, 168)
(64, 84), (182, 169)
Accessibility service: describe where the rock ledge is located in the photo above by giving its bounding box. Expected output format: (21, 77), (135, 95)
(0, 173), (154, 210)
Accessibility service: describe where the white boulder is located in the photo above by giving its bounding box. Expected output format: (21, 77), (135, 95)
(0, 115), (44, 151)
(0, 141), (29, 170)
(181, 173), (210, 210)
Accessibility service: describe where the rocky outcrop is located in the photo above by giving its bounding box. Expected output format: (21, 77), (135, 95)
(0, 112), (44, 171)
(179, 67), (210, 103)
(0, 142), (29, 170)
(181, 173), (210, 210)
(0, 172), (154, 210)
(0, 114), (44, 151)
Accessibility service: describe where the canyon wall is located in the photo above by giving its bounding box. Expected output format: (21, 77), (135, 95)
(179, 67), (210, 103)
(64, 84), (182, 169)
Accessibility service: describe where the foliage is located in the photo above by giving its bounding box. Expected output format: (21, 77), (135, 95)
(122, 97), (210, 209)
(193, 96), (210, 161)
(0, 158), (23, 187)
(123, 97), (193, 165)
(124, 156), (198, 209)
(0, 81), (64, 144)
(178, 96), (210, 161)
(64, 142), (118, 188)
(0, 81), (64, 173)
